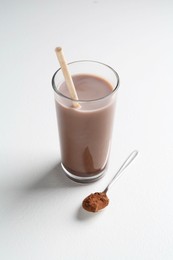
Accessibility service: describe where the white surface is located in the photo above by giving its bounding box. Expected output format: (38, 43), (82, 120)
(0, 0), (173, 259)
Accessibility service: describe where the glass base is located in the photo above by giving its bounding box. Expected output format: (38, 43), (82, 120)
(61, 163), (106, 183)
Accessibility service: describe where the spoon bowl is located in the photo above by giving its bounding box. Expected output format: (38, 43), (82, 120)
(82, 150), (138, 212)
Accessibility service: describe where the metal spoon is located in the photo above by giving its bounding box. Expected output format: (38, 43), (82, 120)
(82, 150), (139, 212)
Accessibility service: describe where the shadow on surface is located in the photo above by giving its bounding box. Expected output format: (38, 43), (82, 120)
(2, 161), (101, 221)
(25, 162), (79, 191)
(76, 205), (100, 221)
(1, 162), (82, 218)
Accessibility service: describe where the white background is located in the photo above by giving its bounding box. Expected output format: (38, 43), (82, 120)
(0, 0), (173, 259)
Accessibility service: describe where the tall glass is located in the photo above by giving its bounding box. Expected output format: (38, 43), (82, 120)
(52, 60), (119, 183)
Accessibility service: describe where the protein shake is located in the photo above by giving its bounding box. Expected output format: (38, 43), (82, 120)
(52, 60), (119, 183)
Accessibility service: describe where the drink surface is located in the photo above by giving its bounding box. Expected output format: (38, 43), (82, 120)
(58, 73), (113, 101)
(56, 74), (116, 177)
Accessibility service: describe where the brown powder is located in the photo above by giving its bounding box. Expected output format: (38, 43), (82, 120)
(82, 192), (109, 212)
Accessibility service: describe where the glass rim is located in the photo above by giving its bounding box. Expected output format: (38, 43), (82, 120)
(51, 60), (120, 103)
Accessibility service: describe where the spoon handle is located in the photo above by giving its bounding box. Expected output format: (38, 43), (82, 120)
(103, 150), (138, 193)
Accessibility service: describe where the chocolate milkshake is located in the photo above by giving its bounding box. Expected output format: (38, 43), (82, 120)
(52, 61), (119, 183)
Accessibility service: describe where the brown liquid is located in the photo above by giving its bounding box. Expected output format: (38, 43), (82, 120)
(55, 74), (116, 177)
